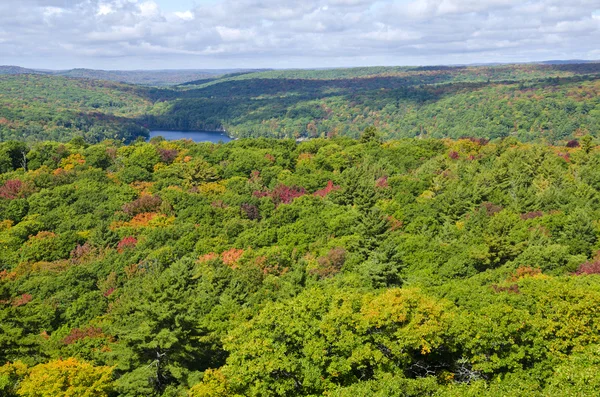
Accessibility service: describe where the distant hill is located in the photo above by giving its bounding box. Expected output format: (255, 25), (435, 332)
(53, 68), (249, 86)
(0, 74), (152, 142)
(0, 66), (265, 86)
(539, 59), (599, 65)
(2, 61), (600, 143)
(0, 66), (46, 75)
(180, 70), (272, 86)
(148, 62), (600, 141)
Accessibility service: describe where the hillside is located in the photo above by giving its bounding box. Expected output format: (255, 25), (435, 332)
(149, 63), (600, 141)
(2, 62), (600, 144)
(0, 66), (261, 86)
(0, 75), (151, 143)
(55, 68), (246, 86)
(2, 136), (600, 395)
(183, 62), (600, 83)
(0, 66), (45, 75)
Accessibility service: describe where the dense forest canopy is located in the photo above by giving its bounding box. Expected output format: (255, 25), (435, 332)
(0, 75), (151, 143)
(3, 62), (600, 394)
(3, 134), (600, 395)
(1, 62), (600, 143)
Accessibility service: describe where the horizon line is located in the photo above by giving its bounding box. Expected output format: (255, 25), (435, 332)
(2, 59), (600, 73)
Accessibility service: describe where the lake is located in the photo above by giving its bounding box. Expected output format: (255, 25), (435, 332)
(148, 130), (233, 143)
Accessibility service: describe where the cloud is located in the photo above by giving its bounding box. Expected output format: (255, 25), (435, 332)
(0, 0), (598, 69)
(174, 10), (194, 21)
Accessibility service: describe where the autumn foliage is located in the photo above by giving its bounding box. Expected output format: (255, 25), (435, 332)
(63, 326), (104, 345)
(158, 148), (179, 163)
(17, 358), (114, 397)
(309, 247), (347, 278)
(69, 243), (92, 263)
(241, 203), (260, 220)
(520, 211), (544, 220)
(566, 139), (580, 148)
(122, 194), (162, 216)
(0, 179), (23, 199)
(117, 236), (138, 252)
(253, 184), (306, 206)
(12, 293), (33, 307)
(221, 248), (245, 268)
(508, 266), (543, 281)
(574, 260), (600, 275)
(313, 180), (339, 197)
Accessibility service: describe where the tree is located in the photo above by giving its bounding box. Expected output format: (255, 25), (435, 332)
(0, 141), (29, 172)
(0, 361), (28, 397)
(354, 207), (389, 259)
(126, 144), (160, 172)
(207, 287), (453, 396)
(360, 126), (380, 144)
(580, 135), (594, 153)
(109, 259), (218, 396)
(17, 358), (113, 397)
(184, 159), (218, 187)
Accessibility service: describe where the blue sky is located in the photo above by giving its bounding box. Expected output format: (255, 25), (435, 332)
(154, 0), (199, 12)
(0, 0), (599, 70)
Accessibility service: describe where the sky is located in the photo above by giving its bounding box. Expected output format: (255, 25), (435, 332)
(0, 0), (599, 70)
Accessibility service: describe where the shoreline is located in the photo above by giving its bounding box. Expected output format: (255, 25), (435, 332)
(148, 129), (234, 143)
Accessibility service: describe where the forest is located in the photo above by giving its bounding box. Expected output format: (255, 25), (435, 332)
(2, 62), (600, 144)
(0, 66), (250, 86)
(3, 132), (600, 396)
(0, 75), (151, 143)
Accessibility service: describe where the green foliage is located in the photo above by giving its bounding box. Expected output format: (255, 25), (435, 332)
(218, 287), (452, 396)
(0, 75), (149, 143)
(4, 64), (600, 144)
(2, 136), (600, 396)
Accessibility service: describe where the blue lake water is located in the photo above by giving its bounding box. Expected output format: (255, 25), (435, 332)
(149, 130), (233, 143)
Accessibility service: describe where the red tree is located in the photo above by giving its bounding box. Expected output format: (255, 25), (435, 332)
(123, 195), (162, 216)
(158, 148), (178, 163)
(0, 179), (23, 199)
(117, 236), (138, 252)
(254, 184), (306, 206)
(270, 184), (306, 205)
(314, 181), (340, 197)
(575, 260), (600, 275)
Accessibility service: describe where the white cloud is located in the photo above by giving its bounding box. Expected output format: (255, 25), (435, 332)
(361, 24), (421, 42)
(43, 6), (64, 17)
(138, 1), (159, 17)
(216, 26), (255, 42)
(97, 3), (113, 16)
(0, 0), (599, 69)
(174, 10), (194, 21)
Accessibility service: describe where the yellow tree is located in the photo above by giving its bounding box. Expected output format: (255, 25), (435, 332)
(17, 358), (113, 397)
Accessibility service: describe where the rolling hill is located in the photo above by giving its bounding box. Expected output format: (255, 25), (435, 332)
(1, 62), (600, 143)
